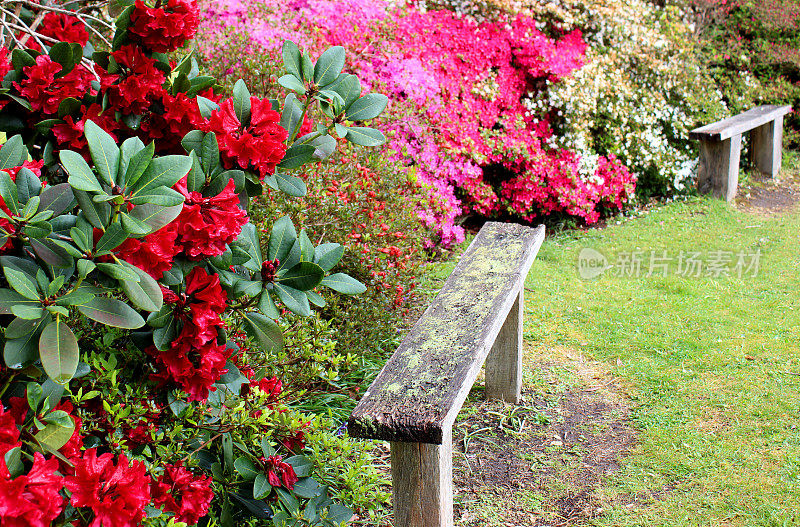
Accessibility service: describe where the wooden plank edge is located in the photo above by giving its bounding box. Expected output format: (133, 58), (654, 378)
(347, 224), (546, 444)
(690, 105), (792, 141)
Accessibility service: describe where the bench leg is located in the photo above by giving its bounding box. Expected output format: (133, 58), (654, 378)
(485, 288), (523, 403)
(751, 116), (784, 177)
(390, 429), (453, 527)
(697, 135), (742, 202)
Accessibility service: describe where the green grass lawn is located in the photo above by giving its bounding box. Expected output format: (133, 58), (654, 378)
(523, 193), (800, 526)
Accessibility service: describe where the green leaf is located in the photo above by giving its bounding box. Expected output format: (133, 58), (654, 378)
(313, 243), (344, 271)
(78, 297), (145, 329)
(241, 311), (284, 354)
(275, 487), (300, 514)
(4, 266), (39, 300)
(257, 290), (280, 319)
(152, 314), (177, 351)
(329, 73), (362, 108)
(123, 139), (154, 188)
(301, 52), (314, 81)
(345, 93), (389, 121)
(128, 186), (184, 206)
(282, 40), (302, 79)
(84, 120), (119, 186)
(275, 172), (307, 197)
(39, 318), (79, 384)
(61, 150), (102, 192)
(233, 456), (259, 481)
(128, 203), (183, 233)
(0, 170), (19, 216)
(277, 74), (306, 93)
(119, 212), (150, 236)
(55, 286), (95, 307)
(279, 262), (324, 290)
(196, 96), (219, 119)
(39, 183), (74, 216)
(273, 283), (310, 316)
(314, 46), (345, 87)
(277, 144), (315, 170)
(327, 504), (355, 524)
(74, 190), (110, 229)
(131, 155), (192, 195)
(268, 216), (297, 262)
(0, 287), (38, 315)
(344, 126), (386, 147)
(4, 447), (23, 478)
(35, 416), (75, 450)
(334, 123), (348, 138)
(49, 42), (75, 73)
(76, 259), (96, 277)
(119, 137), (146, 180)
(201, 132), (220, 177)
(181, 130), (204, 154)
(279, 93), (303, 138)
(16, 168), (41, 205)
(253, 473), (272, 499)
(232, 79), (251, 125)
(94, 222), (128, 255)
(292, 477), (323, 498)
(119, 262), (163, 312)
(7, 316), (40, 339)
(299, 230), (314, 262)
(95, 262), (139, 281)
(23, 222), (52, 239)
(146, 304), (173, 328)
(11, 303), (44, 319)
(30, 239), (73, 268)
(321, 273), (366, 295)
(4, 314), (49, 369)
(0, 135), (27, 169)
(284, 455), (313, 478)
(306, 289), (325, 308)
(57, 97), (81, 118)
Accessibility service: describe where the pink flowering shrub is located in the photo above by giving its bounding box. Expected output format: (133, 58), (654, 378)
(197, 0), (637, 247)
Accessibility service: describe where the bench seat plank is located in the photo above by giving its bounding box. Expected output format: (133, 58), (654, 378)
(689, 105), (792, 141)
(348, 222), (545, 444)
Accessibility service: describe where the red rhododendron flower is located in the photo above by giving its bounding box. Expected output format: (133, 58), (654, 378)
(173, 176), (248, 258)
(148, 267), (231, 400)
(205, 97), (287, 180)
(39, 12), (90, 46)
(53, 106), (120, 154)
(140, 92), (204, 153)
(66, 449), (151, 527)
(264, 455), (298, 490)
(129, 0), (199, 53)
(151, 462), (214, 524)
(0, 161), (44, 253)
(15, 55), (94, 115)
(0, 404), (20, 456)
(115, 223), (180, 280)
(0, 47), (11, 83)
(106, 45), (166, 115)
(0, 453), (64, 527)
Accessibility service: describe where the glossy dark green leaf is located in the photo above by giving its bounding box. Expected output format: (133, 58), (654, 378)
(313, 46), (345, 87)
(94, 222), (128, 255)
(279, 93), (302, 138)
(345, 93), (389, 121)
(275, 172), (307, 197)
(329, 73), (361, 108)
(131, 155), (192, 195)
(282, 40), (302, 79)
(153, 315), (177, 351)
(95, 262), (139, 281)
(119, 262), (163, 312)
(232, 79), (251, 125)
(279, 262), (324, 290)
(39, 318), (79, 384)
(196, 96), (219, 119)
(0, 287), (38, 315)
(253, 474), (272, 499)
(4, 314), (48, 369)
(344, 126), (386, 147)
(241, 311), (284, 354)
(313, 243), (344, 272)
(200, 132), (220, 177)
(181, 130), (204, 154)
(78, 297), (145, 329)
(233, 456), (259, 481)
(23, 222), (52, 239)
(128, 203), (183, 233)
(257, 290), (280, 319)
(16, 168), (41, 206)
(320, 273), (366, 295)
(123, 139), (154, 188)
(4, 266), (39, 300)
(292, 477), (323, 498)
(278, 74), (306, 93)
(0, 135), (26, 169)
(277, 144), (315, 170)
(39, 183), (74, 216)
(0, 170), (19, 216)
(128, 186), (184, 206)
(74, 190), (111, 229)
(35, 415), (75, 450)
(30, 239), (73, 268)
(84, 120), (119, 186)
(306, 289), (326, 308)
(273, 283), (310, 316)
(61, 150), (102, 192)
(267, 216), (296, 262)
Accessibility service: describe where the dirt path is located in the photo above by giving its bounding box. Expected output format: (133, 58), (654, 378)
(735, 169), (800, 216)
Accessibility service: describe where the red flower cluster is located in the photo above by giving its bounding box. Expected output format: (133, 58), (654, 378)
(173, 176), (248, 258)
(140, 92), (205, 152)
(65, 449), (151, 527)
(38, 12), (90, 46)
(105, 45), (166, 116)
(52, 104), (120, 154)
(149, 266), (231, 401)
(206, 97), (288, 180)
(115, 223), (181, 280)
(264, 455), (299, 490)
(14, 55), (94, 115)
(151, 462), (214, 524)
(129, 0), (199, 53)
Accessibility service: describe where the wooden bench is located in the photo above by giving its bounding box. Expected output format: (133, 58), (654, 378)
(690, 104), (792, 202)
(347, 222), (545, 527)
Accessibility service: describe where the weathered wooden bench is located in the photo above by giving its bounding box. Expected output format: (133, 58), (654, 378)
(690, 104), (792, 202)
(347, 222), (545, 527)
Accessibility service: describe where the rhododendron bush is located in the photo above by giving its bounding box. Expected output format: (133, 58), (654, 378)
(196, 0), (637, 247)
(0, 1), (390, 525)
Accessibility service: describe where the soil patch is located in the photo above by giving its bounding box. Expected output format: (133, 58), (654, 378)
(736, 170), (800, 216)
(452, 362), (637, 527)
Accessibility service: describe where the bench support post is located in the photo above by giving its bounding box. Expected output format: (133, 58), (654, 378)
(697, 134), (742, 202)
(485, 287), (523, 403)
(751, 116), (783, 177)
(390, 429), (453, 527)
